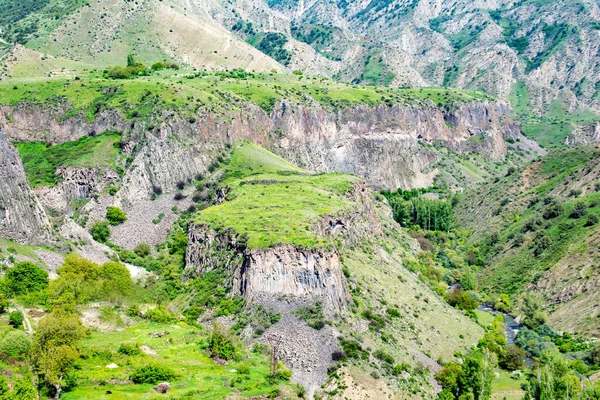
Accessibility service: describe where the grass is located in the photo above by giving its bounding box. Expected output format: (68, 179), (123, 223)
(491, 370), (525, 400)
(471, 146), (600, 296)
(509, 81), (600, 150)
(0, 70), (493, 123)
(14, 132), (121, 186)
(194, 143), (357, 249)
(62, 321), (295, 399)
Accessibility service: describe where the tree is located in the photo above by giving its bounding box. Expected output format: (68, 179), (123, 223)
(5, 261), (48, 296)
(31, 311), (86, 399)
(0, 329), (32, 360)
(133, 243), (151, 257)
(521, 293), (547, 329)
(501, 345), (526, 371)
(447, 290), (479, 311)
(8, 310), (24, 328)
(89, 220), (110, 243)
(105, 206), (127, 225)
(99, 262), (133, 302)
(458, 349), (496, 400)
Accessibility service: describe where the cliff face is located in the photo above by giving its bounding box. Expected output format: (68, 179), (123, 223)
(0, 100), (522, 200)
(0, 132), (53, 244)
(185, 225), (351, 314)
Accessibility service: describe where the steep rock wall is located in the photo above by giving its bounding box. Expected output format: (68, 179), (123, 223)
(0, 132), (53, 244)
(185, 225), (351, 314)
(0, 100), (522, 198)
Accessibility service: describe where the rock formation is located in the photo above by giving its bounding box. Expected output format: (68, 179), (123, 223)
(0, 132), (53, 244)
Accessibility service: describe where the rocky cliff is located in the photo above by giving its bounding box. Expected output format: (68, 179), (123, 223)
(0, 99), (522, 199)
(185, 225), (351, 315)
(0, 132), (53, 244)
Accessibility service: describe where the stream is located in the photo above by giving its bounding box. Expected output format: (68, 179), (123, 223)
(478, 305), (534, 365)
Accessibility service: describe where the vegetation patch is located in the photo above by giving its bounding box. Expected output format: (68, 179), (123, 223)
(15, 132), (121, 186)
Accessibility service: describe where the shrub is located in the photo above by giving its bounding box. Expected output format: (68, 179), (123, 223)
(386, 308), (401, 318)
(0, 295), (7, 313)
(586, 213), (599, 227)
(292, 302), (325, 330)
(90, 220), (111, 243)
(5, 261), (48, 296)
(108, 186), (120, 196)
(570, 203), (587, 219)
(339, 339), (369, 360)
(143, 307), (174, 323)
(209, 323), (240, 361)
(118, 344), (141, 356)
(447, 290), (478, 311)
(0, 330), (32, 359)
(374, 349), (395, 364)
(543, 203), (563, 219)
(174, 192), (185, 201)
(130, 364), (176, 384)
(106, 206), (127, 225)
(133, 243), (151, 257)
(8, 310), (24, 328)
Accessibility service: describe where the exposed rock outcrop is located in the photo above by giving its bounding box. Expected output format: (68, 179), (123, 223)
(1, 100), (525, 196)
(185, 225), (351, 314)
(565, 122), (600, 146)
(0, 132), (53, 244)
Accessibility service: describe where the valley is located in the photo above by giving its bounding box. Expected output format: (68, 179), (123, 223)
(1, 0), (600, 399)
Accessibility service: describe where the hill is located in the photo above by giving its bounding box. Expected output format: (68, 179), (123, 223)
(455, 145), (600, 335)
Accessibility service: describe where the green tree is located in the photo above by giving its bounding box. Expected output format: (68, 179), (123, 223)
(99, 262), (133, 302)
(105, 206), (127, 225)
(0, 329), (32, 360)
(501, 345), (525, 371)
(5, 261), (48, 296)
(89, 220), (110, 243)
(133, 243), (151, 257)
(31, 310), (86, 399)
(458, 349), (496, 400)
(8, 310), (24, 328)
(521, 293), (547, 329)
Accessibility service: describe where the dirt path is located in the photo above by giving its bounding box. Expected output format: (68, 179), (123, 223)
(20, 308), (34, 335)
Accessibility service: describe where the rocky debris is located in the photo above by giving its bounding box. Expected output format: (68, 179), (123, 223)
(153, 383), (171, 394)
(33, 249), (64, 279)
(140, 345), (157, 356)
(149, 331), (170, 338)
(261, 313), (340, 397)
(0, 132), (53, 245)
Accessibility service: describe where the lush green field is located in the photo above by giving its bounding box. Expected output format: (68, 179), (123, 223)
(195, 143), (357, 249)
(14, 133), (121, 186)
(62, 321), (296, 399)
(0, 70), (492, 122)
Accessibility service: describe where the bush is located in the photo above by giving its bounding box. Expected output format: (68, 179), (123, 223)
(130, 364), (176, 384)
(143, 307), (175, 323)
(292, 302), (325, 330)
(0, 295), (6, 313)
(447, 290), (478, 311)
(106, 206), (127, 225)
(118, 344), (141, 356)
(133, 243), (151, 257)
(0, 330), (32, 359)
(209, 323), (240, 361)
(5, 261), (48, 296)
(90, 220), (111, 243)
(8, 310), (24, 328)
(374, 349), (395, 364)
(586, 213), (599, 227)
(570, 203), (587, 219)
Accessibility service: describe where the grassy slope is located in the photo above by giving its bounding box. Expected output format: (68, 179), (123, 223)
(14, 132), (121, 186)
(509, 81), (600, 150)
(455, 146), (600, 333)
(0, 71), (492, 122)
(194, 143), (357, 249)
(62, 321), (297, 399)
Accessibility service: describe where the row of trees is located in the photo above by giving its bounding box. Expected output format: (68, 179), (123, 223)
(383, 194), (454, 231)
(105, 55), (179, 79)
